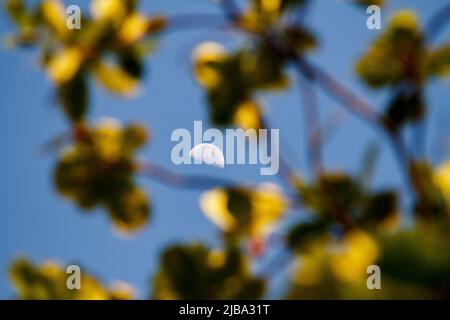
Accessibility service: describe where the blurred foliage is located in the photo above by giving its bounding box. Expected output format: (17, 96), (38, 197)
(4, 0), (450, 300)
(193, 41), (291, 128)
(287, 223), (450, 299)
(356, 10), (450, 131)
(152, 243), (265, 299)
(193, 0), (317, 129)
(293, 172), (400, 230)
(356, 11), (425, 88)
(5, 0), (166, 123)
(434, 161), (450, 211)
(356, 0), (385, 7)
(409, 161), (448, 220)
(10, 257), (135, 300)
(54, 118), (150, 233)
(199, 183), (288, 242)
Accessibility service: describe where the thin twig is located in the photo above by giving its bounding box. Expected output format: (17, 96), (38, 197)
(294, 57), (379, 130)
(258, 248), (293, 278)
(138, 161), (300, 201)
(138, 161), (237, 190)
(166, 13), (228, 33)
(220, 0), (241, 22)
(292, 57), (413, 188)
(426, 2), (450, 43)
(259, 117), (299, 187)
(298, 74), (322, 176)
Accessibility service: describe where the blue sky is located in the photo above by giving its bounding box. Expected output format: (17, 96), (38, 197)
(0, 0), (449, 299)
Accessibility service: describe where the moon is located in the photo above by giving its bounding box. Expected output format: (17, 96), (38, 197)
(189, 143), (225, 168)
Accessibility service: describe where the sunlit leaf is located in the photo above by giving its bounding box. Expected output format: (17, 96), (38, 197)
(47, 47), (84, 85)
(233, 100), (262, 130)
(118, 12), (149, 45)
(40, 0), (68, 38)
(434, 160), (450, 211)
(93, 60), (140, 96)
(90, 0), (127, 26)
(200, 183), (288, 240)
(193, 41), (228, 89)
(410, 161), (448, 219)
(330, 230), (379, 283)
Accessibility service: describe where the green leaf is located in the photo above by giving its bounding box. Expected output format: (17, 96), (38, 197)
(381, 89), (425, 131)
(93, 60), (140, 96)
(57, 72), (88, 123)
(202, 45), (288, 126)
(287, 219), (330, 252)
(427, 44), (450, 78)
(53, 120), (151, 233)
(10, 257), (134, 300)
(379, 225), (450, 289)
(152, 243), (265, 299)
(283, 26), (317, 54)
(354, 0), (385, 8)
(119, 49), (145, 79)
(409, 161), (448, 219)
(361, 191), (398, 224)
(355, 10), (425, 88)
(5, 0), (31, 26)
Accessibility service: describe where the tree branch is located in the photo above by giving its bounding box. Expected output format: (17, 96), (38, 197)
(426, 2), (450, 43)
(137, 161), (299, 201)
(292, 57), (412, 189)
(165, 13), (228, 33)
(293, 57), (379, 130)
(138, 161), (237, 190)
(298, 74), (322, 177)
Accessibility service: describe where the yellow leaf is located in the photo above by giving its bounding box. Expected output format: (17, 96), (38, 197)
(10, 258), (134, 300)
(200, 188), (236, 232)
(108, 281), (137, 300)
(193, 42), (227, 89)
(199, 183), (287, 238)
(434, 161), (450, 207)
(41, 0), (68, 38)
(250, 184), (287, 234)
(118, 13), (149, 46)
(233, 100), (261, 130)
(47, 47), (83, 85)
(330, 230), (379, 283)
(91, 0), (126, 25)
(207, 249), (227, 269)
(293, 255), (322, 286)
(427, 44), (450, 77)
(93, 117), (123, 161)
(389, 10), (420, 32)
(261, 0), (282, 13)
(93, 61), (139, 96)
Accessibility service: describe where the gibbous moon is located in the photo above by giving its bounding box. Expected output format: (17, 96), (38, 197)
(189, 143), (225, 168)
